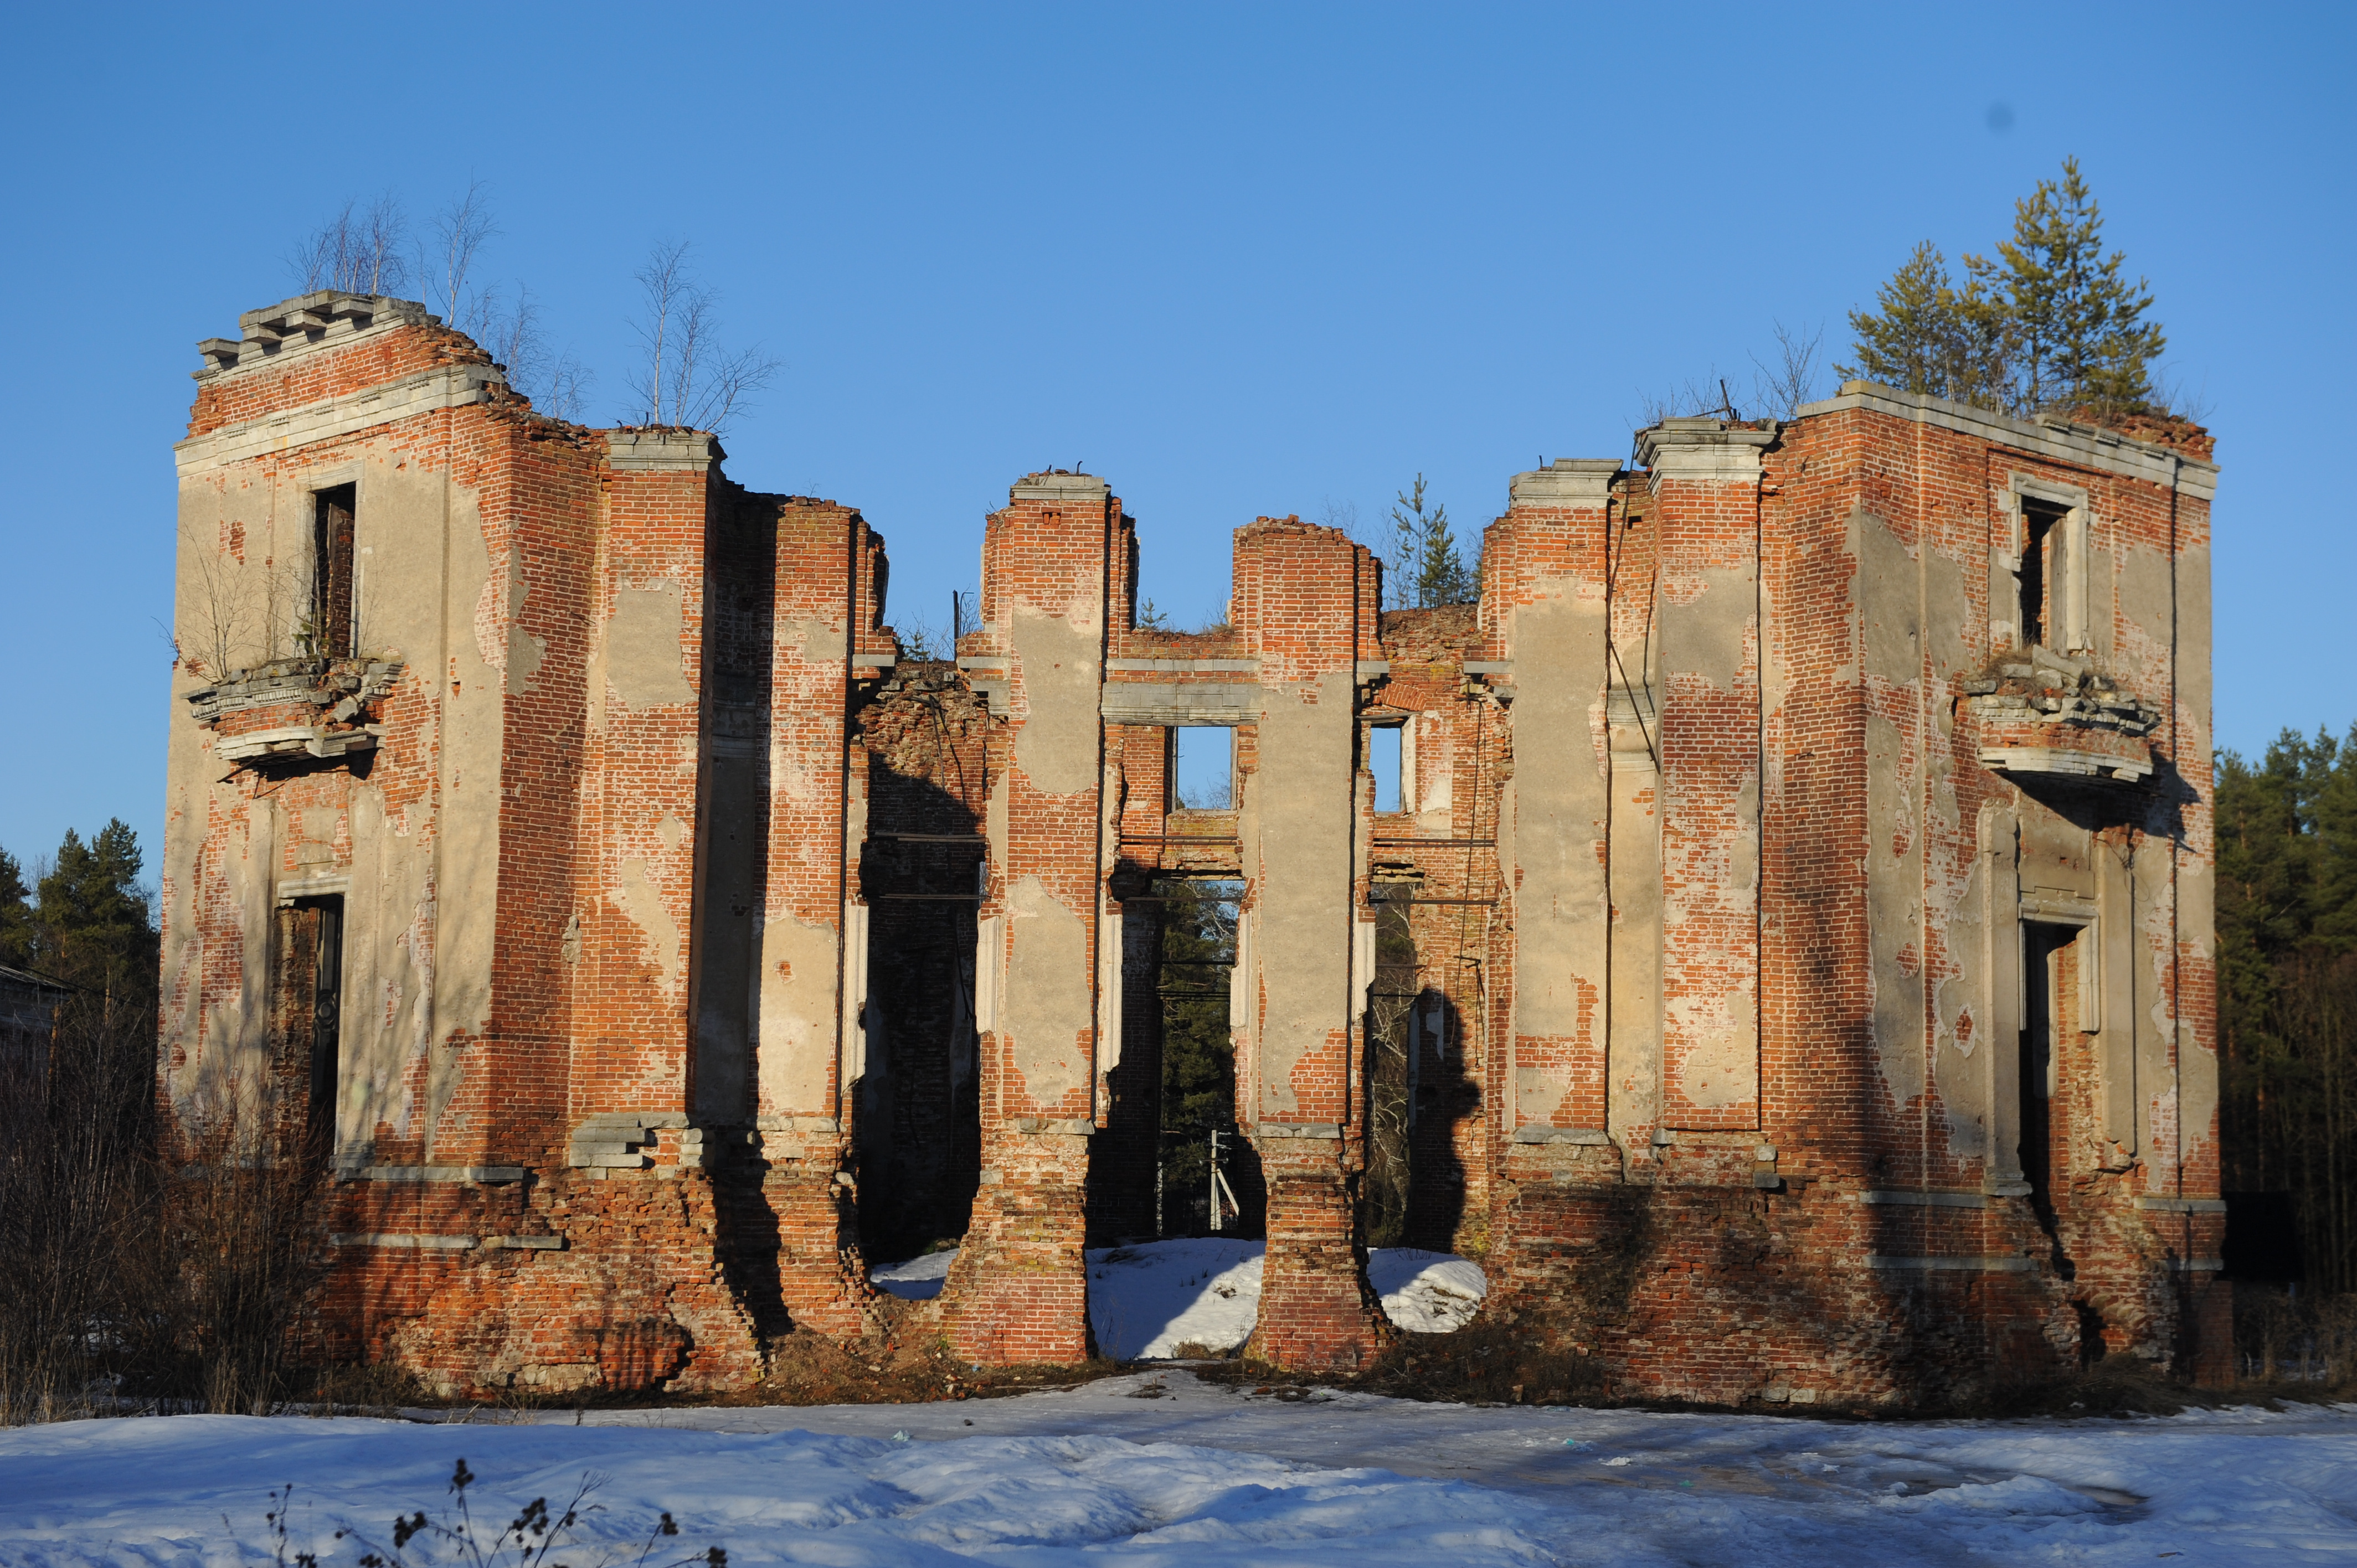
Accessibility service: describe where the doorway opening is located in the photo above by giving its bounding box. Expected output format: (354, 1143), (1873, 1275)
(2020, 920), (2076, 1219)
(1153, 877), (1255, 1236)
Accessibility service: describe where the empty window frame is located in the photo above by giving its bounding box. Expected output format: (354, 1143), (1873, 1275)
(311, 484), (357, 658)
(1170, 726), (1234, 811)
(1368, 723), (1404, 813)
(2015, 494), (2091, 654)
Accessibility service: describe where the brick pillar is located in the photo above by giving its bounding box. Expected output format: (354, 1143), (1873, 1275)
(569, 429), (761, 1389)
(753, 498), (891, 1337)
(941, 472), (1114, 1365)
(579, 430), (717, 1125)
(1486, 461), (1618, 1145)
(1231, 517), (1392, 1371)
(1639, 420), (1771, 1138)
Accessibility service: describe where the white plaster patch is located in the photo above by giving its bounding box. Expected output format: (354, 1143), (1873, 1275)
(608, 584), (695, 709)
(1006, 873), (1092, 1108)
(618, 857), (684, 989)
(758, 912), (840, 1117)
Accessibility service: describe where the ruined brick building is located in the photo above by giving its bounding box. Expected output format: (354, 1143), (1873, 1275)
(161, 291), (2225, 1401)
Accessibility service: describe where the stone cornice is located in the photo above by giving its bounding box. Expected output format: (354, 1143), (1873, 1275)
(1508, 458), (1620, 506)
(1636, 418), (1775, 483)
(606, 430), (723, 472)
(192, 292), (438, 380)
(1795, 381), (2220, 502)
(1009, 472), (1110, 504)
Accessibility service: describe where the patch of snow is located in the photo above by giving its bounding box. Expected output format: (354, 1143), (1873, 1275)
(11, 1391), (2357, 1565)
(1088, 1238), (1265, 1359)
(881, 1238), (1489, 1354)
(871, 1247), (956, 1300)
(1366, 1246), (1489, 1333)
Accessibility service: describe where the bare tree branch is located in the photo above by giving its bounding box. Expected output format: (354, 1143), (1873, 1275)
(1749, 321), (1826, 420)
(627, 240), (780, 432)
(287, 194), (410, 297)
(423, 180), (497, 322)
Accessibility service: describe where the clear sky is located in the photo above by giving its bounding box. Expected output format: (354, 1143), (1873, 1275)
(1, 2), (2350, 880)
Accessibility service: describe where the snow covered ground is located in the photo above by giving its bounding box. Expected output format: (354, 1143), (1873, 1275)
(5, 1380), (2357, 1564)
(870, 1239), (1488, 1355)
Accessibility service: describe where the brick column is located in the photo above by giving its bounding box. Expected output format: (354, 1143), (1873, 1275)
(940, 472), (1111, 1364)
(755, 498), (891, 1337)
(1488, 461), (1618, 1144)
(1232, 518), (1392, 1371)
(578, 431), (717, 1125)
(1639, 420), (1771, 1137)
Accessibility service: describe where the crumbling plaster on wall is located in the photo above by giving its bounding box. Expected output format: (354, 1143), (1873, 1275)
(1009, 605), (1102, 799)
(1004, 874), (1093, 1110)
(1251, 670), (1356, 1124)
(1503, 589), (1610, 1126)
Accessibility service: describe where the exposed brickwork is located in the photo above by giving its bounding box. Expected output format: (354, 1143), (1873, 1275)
(162, 296), (2222, 1400)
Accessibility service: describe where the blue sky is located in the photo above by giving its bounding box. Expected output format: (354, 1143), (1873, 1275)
(1, 2), (2350, 878)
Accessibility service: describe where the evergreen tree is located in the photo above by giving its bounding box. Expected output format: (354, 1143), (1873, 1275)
(1835, 241), (2012, 410)
(34, 820), (158, 1005)
(0, 848), (32, 970)
(1386, 474), (1474, 608)
(2217, 726), (2357, 1288)
(1843, 159), (2169, 419)
(1966, 156), (2165, 412)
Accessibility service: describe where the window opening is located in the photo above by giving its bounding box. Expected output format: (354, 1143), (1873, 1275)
(1370, 723), (1404, 813)
(2020, 500), (2065, 650)
(311, 484), (357, 658)
(1171, 726), (1234, 811)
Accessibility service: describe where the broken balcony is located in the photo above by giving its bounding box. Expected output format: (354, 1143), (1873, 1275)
(186, 656), (402, 768)
(1962, 650), (2160, 783)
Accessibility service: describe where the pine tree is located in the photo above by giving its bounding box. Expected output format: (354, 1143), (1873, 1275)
(1835, 241), (2012, 410)
(0, 848), (33, 969)
(35, 820), (158, 1004)
(1843, 159), (2169, 420)
(1387, 474), (1474, 609)
(1966, 156), (2165, 412)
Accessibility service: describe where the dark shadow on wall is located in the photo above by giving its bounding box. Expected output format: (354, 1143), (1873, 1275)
(1362, 898), (1474, 1252)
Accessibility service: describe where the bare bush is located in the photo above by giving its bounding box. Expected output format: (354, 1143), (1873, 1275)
(1749, 321), (1827, 419)
(0, 992), (155, 1423)
(147, 1089), (330, 1414)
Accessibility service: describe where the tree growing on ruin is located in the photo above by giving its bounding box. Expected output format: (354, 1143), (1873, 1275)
(289, 194), (411, 296)
(287, 189), (596, 424)
(1836, 241), (2013, 410)
(627, 240), (781, 434)
(1842, 158), (2168, 419)
(1386, 475), (1475, 608)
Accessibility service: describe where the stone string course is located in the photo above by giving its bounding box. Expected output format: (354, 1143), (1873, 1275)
(160, 296), (2226, 1402)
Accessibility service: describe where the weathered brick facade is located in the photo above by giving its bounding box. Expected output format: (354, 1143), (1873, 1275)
(161, 292), (2224, 1402)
